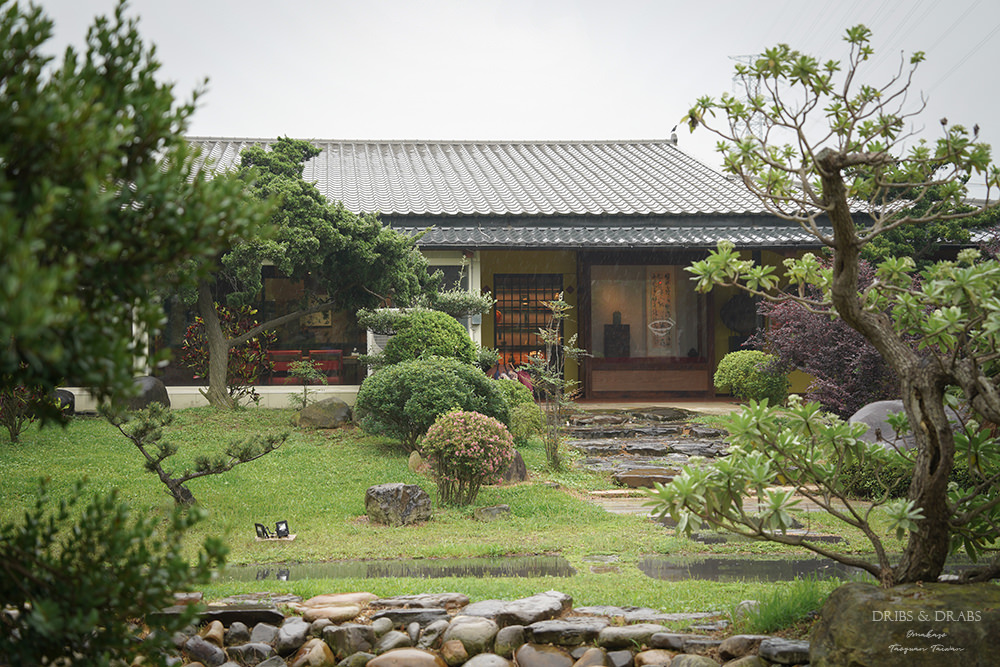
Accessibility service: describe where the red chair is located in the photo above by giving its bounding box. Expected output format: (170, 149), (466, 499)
(267, 350), (301, 385)
(308, 349), (343, 384)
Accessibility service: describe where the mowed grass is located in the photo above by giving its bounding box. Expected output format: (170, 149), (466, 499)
(0, 406), (877, 614)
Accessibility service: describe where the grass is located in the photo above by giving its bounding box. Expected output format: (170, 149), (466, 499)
(0, 406), (888, 623)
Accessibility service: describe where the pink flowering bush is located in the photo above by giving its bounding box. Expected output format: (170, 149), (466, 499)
(419, 410), (515, 506)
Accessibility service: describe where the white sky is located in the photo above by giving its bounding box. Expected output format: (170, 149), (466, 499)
(34, 0), (1000, 196)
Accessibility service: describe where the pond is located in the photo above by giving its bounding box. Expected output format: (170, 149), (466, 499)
(219, 555), (576, 582)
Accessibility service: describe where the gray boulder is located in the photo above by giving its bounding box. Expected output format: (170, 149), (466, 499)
(810, 581), (1000, 666)
(365, 483), (432, 526)
(849, 400), (962, 451)
(292, 396), (352, 429)
(128, 375), (170, 410)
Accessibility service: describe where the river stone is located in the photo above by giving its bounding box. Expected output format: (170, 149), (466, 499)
(670, 656), (720, 667)
(370, 607), (451, 628)
(339, 653), (376, 667)
(633, 649), (676, 666)
(293, 396), (352, 428)
(649, 632), (707, 651)
(717, 634), (771, 660)
(418, 619), (451, 650)
(366, 647), (448, 667)
(323, 623), (375, 658)
(443, 615), (499, 655)
(365, 483), (432, 526)
(441, 639), (469, 665)
(200, 620), (225, 647)
(810, 581), (1000, 666)
(183, 635), (227, 666)
(304, 592), (378, 608)
(464, 654), (514, 667)
(571, 647), (612, 666)
(302, 603), (361, 623)
(375, 629), (413, 653)
(514, 643), (575, 667)
(226, 642), (277, 665)
(277, 616), (311, 655)
(722, 657), (766, 667)
(493, 591), (573, 627)
(407, 621), (422, 644)
(288, 637), (335, 667)
(250, 623), (279, 646)
(128, 375), (170, 409)
(52, 389), (75, 415)
(371, 617), (395, 637)
(597, 623), (667, 649)
(225, 622), (252, 647)
(493, 624), (524, 658)
(374, 593), (470, 611)
(607, 649), (635, 667)
(757, 638), (809, 665)
(528, 618), (611, 646)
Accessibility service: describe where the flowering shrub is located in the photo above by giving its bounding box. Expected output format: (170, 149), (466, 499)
(419, 410), (515, 506)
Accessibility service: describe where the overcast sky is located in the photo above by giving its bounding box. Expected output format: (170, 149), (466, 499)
(35, 0), (1000, 195)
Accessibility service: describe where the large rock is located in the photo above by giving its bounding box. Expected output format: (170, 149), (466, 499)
(366, 648), (448, 667)
(849, 400), (961, 451)
(442, 615), (499, 656)
(128, 375), (170, 410)
(810, 581), (1000, 666)
(503, 450), (529, 483)
(365, 483), (432, 526)
(292, 397), (352, 429)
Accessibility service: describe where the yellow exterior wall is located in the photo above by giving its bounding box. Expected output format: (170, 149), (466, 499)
(478, 250), (580, 384)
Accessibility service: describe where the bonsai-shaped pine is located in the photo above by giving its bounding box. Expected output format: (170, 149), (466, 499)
(523, 293), (586, 470)
(103, 403), (287, 506)
(646, 25), (1000, 586)
(287, 358), (327, 409)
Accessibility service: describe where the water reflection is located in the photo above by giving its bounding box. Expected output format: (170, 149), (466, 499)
(223, 556), (576, 582)
(638, 555), (975, 582)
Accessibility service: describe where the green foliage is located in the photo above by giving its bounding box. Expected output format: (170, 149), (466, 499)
(523, 294), (587, 470)
(0, 479), (227, 666)
(103, 403), (287, 506)
(382, 310), (476, 365)
(735, 575), (835, 634)
(179, 303), (276, 406)
(286, 359), (327, 409)
(419, 410), (515, 506)
(475, 345), (501, 373)
(714, 350), (788, 405)
(683, 24), (1000, 585)
(510, 401), (545, 447)
(494, 377), (535, 410)
(0, 0), (264, 412)
(355, 357), (509, 452)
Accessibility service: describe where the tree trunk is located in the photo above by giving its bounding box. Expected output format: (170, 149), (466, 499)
(818, 150), (954, 585)
(197, 280), (235, 409)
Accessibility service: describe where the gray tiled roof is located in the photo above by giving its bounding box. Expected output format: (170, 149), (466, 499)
(390, 221), (827, 249)
(188, 138), (769, 217)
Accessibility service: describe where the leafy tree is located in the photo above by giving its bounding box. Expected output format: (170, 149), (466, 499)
(103, 403), (287, 506)
(749, 258), (899, 418)
(196, 138), (432, 408)
(648, 25), (1000, 585)
(179, 303), (276, 406)
(0, 0), (264, 413)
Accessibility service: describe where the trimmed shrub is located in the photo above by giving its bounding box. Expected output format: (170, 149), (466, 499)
(382, 310), (476, 365)
(510, 401), (545, 446)
(494, 377), (534, 410)
(355, 357), (508, 451)
(714, 350), (788, 405)
(420, 410), (515, 506)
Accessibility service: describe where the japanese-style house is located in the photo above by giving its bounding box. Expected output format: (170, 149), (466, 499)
(162, 137), (829, 403)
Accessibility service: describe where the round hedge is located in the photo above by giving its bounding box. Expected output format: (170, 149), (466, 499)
(355, 356), (508, 451)
(382, 310), (476, 365)
(714, 350), (788, 405)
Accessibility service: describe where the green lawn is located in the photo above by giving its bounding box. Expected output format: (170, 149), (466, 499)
(0, 407), (876, 615)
